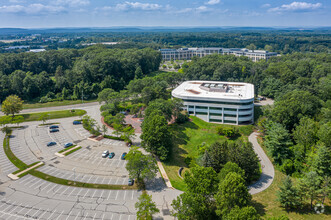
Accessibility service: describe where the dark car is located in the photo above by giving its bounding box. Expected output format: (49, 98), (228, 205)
(121, 152), (127, 160)
(50, 129), (59, 133)
(128, 178), (134, 186)
(49, 125), (59, 129)
(64, 142), (73, 148)
(73, 120), (82, 125)
(108, 152), (115, 159)
(47, 142), (56, 147)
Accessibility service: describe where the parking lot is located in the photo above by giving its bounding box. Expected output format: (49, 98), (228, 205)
(0, 174), (141, 220)
(0, 133), (17, 181)
(0, 104), (177, 220)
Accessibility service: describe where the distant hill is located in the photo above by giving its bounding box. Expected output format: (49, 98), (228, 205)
(0, 26), (330, 35)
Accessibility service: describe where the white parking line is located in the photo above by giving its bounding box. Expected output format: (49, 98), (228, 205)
(115, 191), (119, 200)
(67, 187), (78, 197)
(30, 208), (41, 218)
(123, 191), (127, 200)
(83, 212), (89, 220)
(73, 211), (80, 220)
(28, 178), (44, 188)
(92, 213), (97, 220)
(131, 191), (134, 200)
(0, 202), (15, 217)
(82, 189), (90, 199)
(47, 209), (57, 220)
(38, 209), (49, 219)
(55, 210), (64, 220)
(65, 210), (72, 220)
(106, 190), (112, 200)
(8, 203), (21, 215)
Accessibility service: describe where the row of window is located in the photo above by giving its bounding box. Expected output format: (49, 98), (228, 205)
(184, 99), (253, 106)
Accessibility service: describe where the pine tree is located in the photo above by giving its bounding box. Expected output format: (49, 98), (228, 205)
(277, 176), (302, 209)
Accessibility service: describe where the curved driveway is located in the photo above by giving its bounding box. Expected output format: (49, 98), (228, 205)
(248, 132), (275, 195)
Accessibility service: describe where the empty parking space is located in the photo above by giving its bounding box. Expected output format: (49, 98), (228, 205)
(37, 165), (129, 185)
(0, 133), (17, 176)
(10, 129), (39, 165)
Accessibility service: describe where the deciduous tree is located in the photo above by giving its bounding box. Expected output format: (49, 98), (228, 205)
(125, 147), (158, 183)
(1, 95), (23, 117)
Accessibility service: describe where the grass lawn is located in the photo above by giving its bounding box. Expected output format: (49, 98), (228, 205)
(58, 145), (77, 153)
(162, 116), (253, 191)
(252, 136), (331, 219)
(22, 99), (97, 109)
(2, 109), (86, 122)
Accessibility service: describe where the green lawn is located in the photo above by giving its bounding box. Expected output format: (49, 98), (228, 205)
(22, 99), (97, 109)
(3, 109), (86, 122)
(162, 116), (253, 191)
(252, 136), (331, 219)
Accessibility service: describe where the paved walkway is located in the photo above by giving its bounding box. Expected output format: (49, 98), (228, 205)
(248, 132), (275, 195)
(8, 161), (44, 180)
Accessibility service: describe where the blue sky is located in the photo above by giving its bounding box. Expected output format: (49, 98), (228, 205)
(0, 0), (329, 28)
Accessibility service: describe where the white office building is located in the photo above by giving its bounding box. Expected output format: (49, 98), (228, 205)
(172, 81), (255, 125)
(160, 47), (278, 62)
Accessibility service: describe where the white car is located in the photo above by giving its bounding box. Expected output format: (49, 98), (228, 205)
(102, 150), (109, 158)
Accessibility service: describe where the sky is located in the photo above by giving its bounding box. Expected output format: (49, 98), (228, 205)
(0, 0), (330, 28)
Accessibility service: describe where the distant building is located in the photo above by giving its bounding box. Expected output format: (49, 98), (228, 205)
(172, 81), (254, 125)
(160, 47), (278, 62)
(28, 49), (46, 53)
(5, 46), (30, 50)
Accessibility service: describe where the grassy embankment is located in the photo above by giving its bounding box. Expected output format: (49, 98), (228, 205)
(163, 116), (253, 191)
(22, 99), (97, 109)
(251, 136), (331, 220)
(0, 109), (86, 122)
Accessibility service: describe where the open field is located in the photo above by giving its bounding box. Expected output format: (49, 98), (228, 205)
(162, 116), (253, 191)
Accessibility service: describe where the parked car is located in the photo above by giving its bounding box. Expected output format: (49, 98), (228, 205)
(49, 125), (59, 129)
(47, 142), (56, 147)
(64, 143), (73, 148)
(102, 150), (110, 158)
(128, 178), (134, 186)
(108, 152), (115, 159)
(121, 152), (127, 160)
(50, 129), (59, 133)
(73, 120), (82, 125)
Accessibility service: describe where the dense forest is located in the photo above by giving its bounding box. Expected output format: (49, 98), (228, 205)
(0, 46), (161, 102)
(1, 30), (330, 54)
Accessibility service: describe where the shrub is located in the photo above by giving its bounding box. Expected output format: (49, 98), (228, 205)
(175, 112), (189, 124)
(216, 127), (239, 138)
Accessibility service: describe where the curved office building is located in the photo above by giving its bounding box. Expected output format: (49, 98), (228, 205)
(172, 81), (254, 125)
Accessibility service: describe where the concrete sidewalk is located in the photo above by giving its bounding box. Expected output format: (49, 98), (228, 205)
(8, 161), (44, 180)
(248, 132), (275, 195)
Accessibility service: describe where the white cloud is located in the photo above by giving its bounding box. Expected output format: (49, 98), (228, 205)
(112, 1), (162, 11)
(196, 6), (208, 12)
(206, 0), (220, 5)
(53, 0), (90, 7)
(0, 3), (65, 14)
(268, 2), (322, 12)
(261, 4), (271, 8)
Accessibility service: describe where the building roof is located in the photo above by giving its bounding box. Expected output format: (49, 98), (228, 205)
(172, 81), (254, 102)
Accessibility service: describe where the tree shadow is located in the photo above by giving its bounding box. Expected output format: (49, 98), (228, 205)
(251, 200), (266, 217)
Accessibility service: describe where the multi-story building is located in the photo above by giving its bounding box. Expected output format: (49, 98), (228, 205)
(172, 81), (254, 125)
(160, 47), (277, 62)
